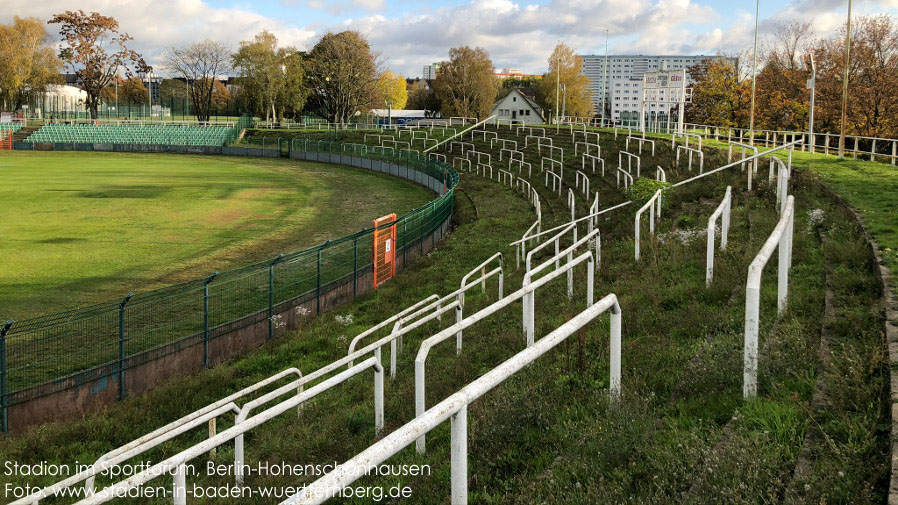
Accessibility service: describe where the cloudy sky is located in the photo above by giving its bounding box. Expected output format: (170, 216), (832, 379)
(3, 0), (896, 77)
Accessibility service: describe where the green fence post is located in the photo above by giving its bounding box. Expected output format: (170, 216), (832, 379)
(403, 220), (408, 266)
(203, 271), (219, 369)
(268, 255), (284, 340)
(316, 242), (329, 315)
(1, 320), (13, 433)
(118, 293), (133, 401)
(353, 233), (360, 298)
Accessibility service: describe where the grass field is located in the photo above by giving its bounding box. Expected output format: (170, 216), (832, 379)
(0, 152), (433, 320)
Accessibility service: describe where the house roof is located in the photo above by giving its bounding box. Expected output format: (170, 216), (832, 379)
(495, 87), (543, 113)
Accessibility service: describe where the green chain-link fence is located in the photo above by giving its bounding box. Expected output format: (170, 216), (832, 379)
(0, 140), (457, 432)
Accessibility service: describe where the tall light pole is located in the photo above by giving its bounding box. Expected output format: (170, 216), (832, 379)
(806, 53), (817, 153)
(839, 0), (853, 159)
(601, 29), (609, 128)
(748, 0), (760, 146)
(555, 42), (561, 130)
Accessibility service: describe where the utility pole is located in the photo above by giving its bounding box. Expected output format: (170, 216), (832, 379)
(555, 43), (560, 130)
(839, 0), (853, 159)
(601, 29), (609, 127)
(748, 0), (760, 146)
(806, 53), (817, 153)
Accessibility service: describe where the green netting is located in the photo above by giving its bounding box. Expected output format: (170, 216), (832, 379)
(1, 140), (456, 411)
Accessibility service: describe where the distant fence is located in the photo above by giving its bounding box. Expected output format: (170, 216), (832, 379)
(0, 140), (458, 432)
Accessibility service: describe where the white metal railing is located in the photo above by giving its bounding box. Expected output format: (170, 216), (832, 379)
(619, 151), (641, 177)
(66, 357), (386, 505)
(10, 366), (306, 505)
(582, 152), (605, 175)
(575, 170), (590, 196)
(705, 186), (732, 287)
(675, 145), (704, 173)
(283, 294), (621, 505)
(672, 131), (703, 151)
(498, 168), (514, 185)
(743, 195), (795, 398)
(426, 116), (497, 153)
(673, 140), (803, 189)
(626, 136), (655, 156)
(542, 157), (564, 178)
(545, 169), (562, 194)
(615, 166), (634, 189)
(575, 141), (601, 157)
(634, 189), (662, 260)
(727, 141), (758, 175)
(417, 240), (600, 453)
(656, 165), (667, 182)
(510, 158), (533, 176)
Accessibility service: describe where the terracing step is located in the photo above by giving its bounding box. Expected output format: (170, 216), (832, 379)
(13, 126), (40, 143)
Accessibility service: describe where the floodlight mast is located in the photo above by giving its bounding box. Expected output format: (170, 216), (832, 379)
(806, 54), (817, 154)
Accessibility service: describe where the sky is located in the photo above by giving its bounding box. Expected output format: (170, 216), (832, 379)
(3, 0), (897, 77)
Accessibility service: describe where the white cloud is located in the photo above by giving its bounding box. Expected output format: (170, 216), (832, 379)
(4, 0), (897, 77)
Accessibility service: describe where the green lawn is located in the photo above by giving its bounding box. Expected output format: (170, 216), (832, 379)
(0, 152), (433, 320)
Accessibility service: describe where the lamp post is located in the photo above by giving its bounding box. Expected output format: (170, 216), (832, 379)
(748, 0), (760, 146)
(839, 0), (853, 159)
(601, 29), (608, 127)
(806, 53), (817, 153)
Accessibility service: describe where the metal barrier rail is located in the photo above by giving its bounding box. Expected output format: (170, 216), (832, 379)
(66, 356), (385, 505)
(575, 141), (600, 157)
(744, 195), (795, 398)
(283, 294), (621, 505)
(416, 244), (598, 454)
(705, 186), (732, 287)
(616, 166), (634, 189)
(582, 152), (605, 175)
(672, 140), (803, 189)
(619, 151), (641, 177)
(672, 131), (702, 151)
(676, 145), (704, 173)
(626, 136), (655, 156)
(542, 157), (564, 178)
(656, 166), (667, 182)
(634, 190), (662, 261)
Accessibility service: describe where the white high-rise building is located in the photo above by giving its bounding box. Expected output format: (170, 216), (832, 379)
(578, 54), (737, 121)
(422, 63), (441, 80)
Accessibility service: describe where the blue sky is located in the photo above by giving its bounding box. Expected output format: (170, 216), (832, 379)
(4, 0), (896, 76)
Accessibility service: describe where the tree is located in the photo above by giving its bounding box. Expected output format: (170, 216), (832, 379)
(48, 10), (149, 119)
(407, 80), (440, 115)
(164, 40), (231, 122)
(433, 46), (499, 119)
(0, 16), (61, 111)
(375, 71), (408, 109)
(305, 31), (379, 124)
(210, 79), (231, 109)
(538, 43), (593, 119)
(159, 78), (188, 102)
(232, 30), (308, 123)
(101, 77), (147, 104)
(685, 56), (749, 128)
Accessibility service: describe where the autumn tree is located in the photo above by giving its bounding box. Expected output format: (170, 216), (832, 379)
(407, 80), (440, 115)
(159, 78), (188, 102)
(232, 30), (307, 123)
(48, 11), (149, 119)
(375, 71), (408, 109)
(433, 46), (499, 119)
(538, 43), (593, 119)
(305, 31), (379, 124)
(0, 16), (61, 111)
(100, 77), (147, 104)
(164, 40), (231, 122)
(685, 56), (749, 128)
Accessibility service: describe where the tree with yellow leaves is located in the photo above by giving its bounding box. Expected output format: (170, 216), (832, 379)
(538, 43), (594, 120)
(375, 71), (408, 109)
(0, 16), (61, 111)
